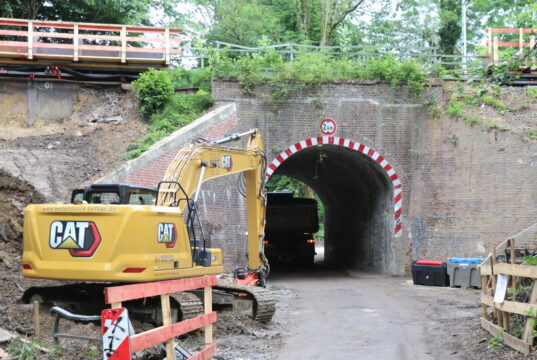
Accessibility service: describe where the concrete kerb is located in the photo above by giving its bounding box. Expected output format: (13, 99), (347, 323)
(97, 103), (237, 184)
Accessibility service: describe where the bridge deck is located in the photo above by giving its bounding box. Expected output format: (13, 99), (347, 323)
(0, 18), (181, 71)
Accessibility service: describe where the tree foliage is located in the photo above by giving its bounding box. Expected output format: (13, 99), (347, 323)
(0, 0), (176, 25)
(438, 0), (461, 55)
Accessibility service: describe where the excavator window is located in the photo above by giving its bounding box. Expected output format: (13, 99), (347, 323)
(128, 192), (155, 205)
(88, 191), (120, 204)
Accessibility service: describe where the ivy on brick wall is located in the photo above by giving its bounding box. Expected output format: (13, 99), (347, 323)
(129, 51), (427, 158)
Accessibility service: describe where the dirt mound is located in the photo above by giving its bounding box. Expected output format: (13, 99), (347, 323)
(0, 170), (45, 244)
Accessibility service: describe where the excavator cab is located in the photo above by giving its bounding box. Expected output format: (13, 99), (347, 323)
(71, 184), (157, 205)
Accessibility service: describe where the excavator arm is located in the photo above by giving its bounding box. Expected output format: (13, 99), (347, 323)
(157, 128), (268, 272)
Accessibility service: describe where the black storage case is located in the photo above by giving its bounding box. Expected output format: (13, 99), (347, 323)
(411, 260), (449, 286)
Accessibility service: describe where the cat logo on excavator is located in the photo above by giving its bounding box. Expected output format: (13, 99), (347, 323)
(49, 221), (101, 257)
(158, 223), (177, 248)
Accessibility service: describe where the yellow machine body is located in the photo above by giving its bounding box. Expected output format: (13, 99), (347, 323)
(22, 129), (267, 282)
(22, 204), (223, 282)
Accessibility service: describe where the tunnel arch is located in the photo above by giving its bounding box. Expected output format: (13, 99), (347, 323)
(266, 136), (402, 235)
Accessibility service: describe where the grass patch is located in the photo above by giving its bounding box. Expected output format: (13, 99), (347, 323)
(527, 87), (537, 99)
(463, 113), (482, 126)
(447, 95), (465, 117)
(481, 95), (508, 111)
(528, 128), (537, 141)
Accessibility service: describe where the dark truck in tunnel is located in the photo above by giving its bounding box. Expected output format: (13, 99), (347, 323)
(264, 191), (319, 267)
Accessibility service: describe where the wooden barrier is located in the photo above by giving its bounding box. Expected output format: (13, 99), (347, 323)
(104, 276), (217, 360)
(0, 18), (182, 66)
(487, 28), (537, 64)
(479, 223), (537, 355)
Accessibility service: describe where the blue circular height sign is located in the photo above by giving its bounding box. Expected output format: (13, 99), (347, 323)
(320, 118), (336, 135)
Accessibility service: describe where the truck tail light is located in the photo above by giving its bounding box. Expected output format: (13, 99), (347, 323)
(122, 267), (145, 273)
(22, 264), (32, 270)
(306, 239), (315, 244)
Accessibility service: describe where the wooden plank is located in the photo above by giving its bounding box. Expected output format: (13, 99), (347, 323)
(121, 26), (127, 63)
(73, 24), (79, 62)
(479, 265), (492, 276)
(481, 294), (537, 316)
(490, 28), (521, 33)
(518, 28), (524, 59)
(0, 29), (29, 36)
(0, 17), (181, 33)
(531, 36), (536, 63)
(33, 301), (40, 339)
(204, 286), (213, 346)
(188, 344), (217, 360)
(481, 317), (530, 355)
(105, 276), (216, 304)
(481, 275), (489, 320)
(493, 36), (499, 63)
(161, 294), (175, 360)
(522, 279), (537, 344)
(494, 263), (537, 278)
(488, 28), (492, 56)
(510, 239), (518, 302)
(130, 312), (217, 353)
(492, 247), (501, 325)
(27, 21), (33, 60)
(111, 302), (121, 309)
(164, 28), (170, 65)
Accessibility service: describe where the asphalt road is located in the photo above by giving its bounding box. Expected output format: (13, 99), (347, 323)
(269, 260), (480, 360)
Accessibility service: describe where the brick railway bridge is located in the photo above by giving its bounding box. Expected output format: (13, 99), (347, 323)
(2, 19), (537, 275)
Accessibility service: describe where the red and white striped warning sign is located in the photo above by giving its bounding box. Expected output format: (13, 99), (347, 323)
(102, 308), (131, 360)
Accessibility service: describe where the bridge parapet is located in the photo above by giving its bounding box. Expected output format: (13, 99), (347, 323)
(0, 18), (181, 68)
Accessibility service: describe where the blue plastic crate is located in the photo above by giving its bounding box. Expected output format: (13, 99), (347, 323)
(448, 257), (482, 264)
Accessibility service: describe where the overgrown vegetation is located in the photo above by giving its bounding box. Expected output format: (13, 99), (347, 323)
(128, 68), (213, 159)
(129, 51), (428, 158)
(7, 337), (62, 360)
(442, 82), (520, 133)
(211, 49), (427, 97)
(132, 68), (175, 120)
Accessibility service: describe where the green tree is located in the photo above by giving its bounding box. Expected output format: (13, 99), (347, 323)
(184, 0), (371, 47)
(0, 0), (176, 25)
(438, 0), (461, 55)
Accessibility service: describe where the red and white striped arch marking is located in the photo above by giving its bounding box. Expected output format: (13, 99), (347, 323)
(265, 136), (403, 237)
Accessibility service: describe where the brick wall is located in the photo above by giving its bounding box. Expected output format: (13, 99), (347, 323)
(107, 79), (537, 275)
(212, 79), (537, 275)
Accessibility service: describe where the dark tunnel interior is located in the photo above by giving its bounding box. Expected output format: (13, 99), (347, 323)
(271, 144), (395, 273)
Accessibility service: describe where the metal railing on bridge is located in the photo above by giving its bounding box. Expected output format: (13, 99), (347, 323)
(0, 18), (182, 67)
(181, 41), (486, 74)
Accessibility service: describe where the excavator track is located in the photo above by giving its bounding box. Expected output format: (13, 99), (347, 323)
(22, 284), (204, 324)
(171, 292), (203, 320)
(214, 280), (276, 323)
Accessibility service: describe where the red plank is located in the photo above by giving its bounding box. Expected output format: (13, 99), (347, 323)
(490, 29), (520, 33)
(130, 312), (217, 353)
(498, 41), (527, 47)
(104, 276), (217, 304)
(188, 344), (217, 360)
(0, 17), (181, 34)
(0, 40), (26, 47)
(0, 29), (27, 37)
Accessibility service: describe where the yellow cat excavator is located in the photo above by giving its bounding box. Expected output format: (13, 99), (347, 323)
(21, 128), (275, 323)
